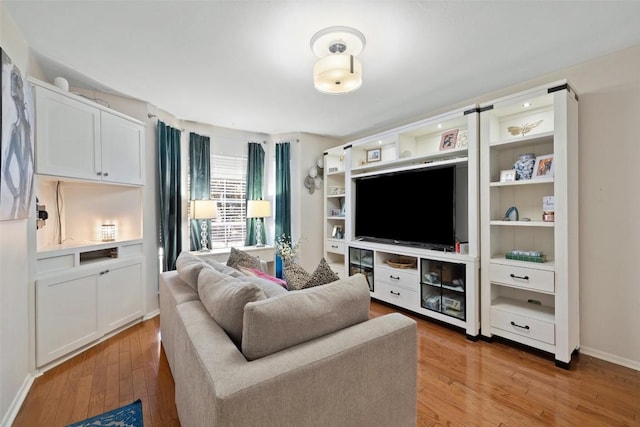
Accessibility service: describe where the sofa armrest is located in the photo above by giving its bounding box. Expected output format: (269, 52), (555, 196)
(174, 304), (416, 427)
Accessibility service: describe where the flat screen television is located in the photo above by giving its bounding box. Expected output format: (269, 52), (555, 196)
(354, 165), (456, 250)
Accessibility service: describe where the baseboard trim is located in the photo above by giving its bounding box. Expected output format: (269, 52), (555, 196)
(144, 309), (159, 321)
(0, 373), (34, 427)
(580, 346), (640, 371)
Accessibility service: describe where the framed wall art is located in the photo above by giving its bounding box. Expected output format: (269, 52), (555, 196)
(1, 48), (35, 221)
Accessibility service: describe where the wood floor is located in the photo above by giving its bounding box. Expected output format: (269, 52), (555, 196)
(13, 301), (640, 427)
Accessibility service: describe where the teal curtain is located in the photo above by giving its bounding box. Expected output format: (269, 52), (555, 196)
(189, 132), (211, 250)
(275, 142), (291, 278)
(245, 142), (265, 246)
(157, 121), (182, 271)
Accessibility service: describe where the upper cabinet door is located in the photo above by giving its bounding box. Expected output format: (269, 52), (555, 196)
(34, 86), (101, 180)
(101, 111), (145, 185)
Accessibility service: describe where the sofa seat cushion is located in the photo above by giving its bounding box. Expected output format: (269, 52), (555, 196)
(241, 273), (371, 360)
(198, 267), (266, 347)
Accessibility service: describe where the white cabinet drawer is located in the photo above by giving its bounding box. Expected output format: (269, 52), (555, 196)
(491, 305), (555, 345)
(375, 265), (418, 291)
(326, 240), (345, 255)
(376, 282), (418, 308)
(490, 263), (554, 293)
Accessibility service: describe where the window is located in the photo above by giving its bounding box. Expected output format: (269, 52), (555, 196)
(209, 154), (247, 248)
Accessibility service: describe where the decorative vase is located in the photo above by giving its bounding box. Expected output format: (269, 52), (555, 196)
(513, 153), (536, 180)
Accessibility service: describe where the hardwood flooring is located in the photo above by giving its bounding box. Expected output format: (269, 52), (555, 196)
(13, 301), (640, 426)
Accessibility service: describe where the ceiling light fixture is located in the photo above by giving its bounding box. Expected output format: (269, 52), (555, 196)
(310, 26), (366, 95)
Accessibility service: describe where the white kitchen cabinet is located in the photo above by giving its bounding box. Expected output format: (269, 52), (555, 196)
(31, 78), (145, 185)
(36, 244), (144, 368)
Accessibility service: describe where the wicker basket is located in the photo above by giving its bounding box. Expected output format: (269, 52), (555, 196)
(386, 258), (416, 269)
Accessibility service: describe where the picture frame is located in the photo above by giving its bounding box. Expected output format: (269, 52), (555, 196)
(500, 169), (516, 182)
(366, 148), (381, 163)
(533, 154), (554, 179)
(439, 129), (459, 151)
(330, 208), (341, 216)
(332, 225), (339, 238)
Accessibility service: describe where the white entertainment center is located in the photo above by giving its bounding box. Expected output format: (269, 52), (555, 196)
(324, 105), (481, 339)
(324, 80), (580, 366)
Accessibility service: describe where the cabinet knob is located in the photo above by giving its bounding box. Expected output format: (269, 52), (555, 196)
(96, 172), (102, 176)
(103, 172), (109, 177)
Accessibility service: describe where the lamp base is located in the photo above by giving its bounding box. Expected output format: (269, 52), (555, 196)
(255, 219), (264, 247)
(200, 221), (209, 251)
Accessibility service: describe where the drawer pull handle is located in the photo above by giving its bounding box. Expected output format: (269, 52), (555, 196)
(390, 290), (401, 296)
(510, 321), (530, 330)
(510, 273), (529, 280)
(331, 245), (338, 249)
(96, 172), (102, 176)
(103, 172), (109, 177)
(389, 275), (400, 280)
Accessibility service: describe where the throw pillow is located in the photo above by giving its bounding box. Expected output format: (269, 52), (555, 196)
(283, 260), (311, 290)
(248, 268), (288, 289)
(198, 267), (266, 347)
(284, 258), (339, 290)
(305, 257), (340, 288)
(226, 247), (263, 271)
(241, 273), (371, 360)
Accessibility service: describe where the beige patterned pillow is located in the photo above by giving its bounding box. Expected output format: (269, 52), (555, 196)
(283, 260), (311, 290)
(305, 257), (340, 288)
(226, 247), (263, 271)
(284, 258), (339, 290)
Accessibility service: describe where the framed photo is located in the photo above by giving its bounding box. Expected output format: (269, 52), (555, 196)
(332, 225), (339, 238)
(330, 208), (341, 216)
(366, 148), (381, 163)
(500, 169), (516, 182)
(533, 154), (554, 179)
(439, 129), (459, 151)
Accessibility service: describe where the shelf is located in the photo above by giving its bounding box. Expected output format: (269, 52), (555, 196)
(489, 131), (554, 149)
(490, 178), (554, 187)
(492, 297), (555, 323)
(490, 257), (555, 271)
(326, 169), (345, 175)
(351, 156), (468, 178)
(490, 220), (554, 227)
(327, 216), (345, 220)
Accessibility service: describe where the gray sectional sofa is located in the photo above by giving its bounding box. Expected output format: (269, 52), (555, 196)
(159, 251), (417, 427)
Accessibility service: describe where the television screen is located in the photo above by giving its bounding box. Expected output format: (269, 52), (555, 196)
(354, 166), (456, 250)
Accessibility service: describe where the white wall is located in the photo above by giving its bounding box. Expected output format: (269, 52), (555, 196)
(0, 3), (34, 426)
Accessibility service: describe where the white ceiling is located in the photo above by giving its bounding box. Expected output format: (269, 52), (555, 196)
(4, 1), (640, 140)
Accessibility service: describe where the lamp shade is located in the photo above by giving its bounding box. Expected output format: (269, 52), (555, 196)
(313, 54), (362, 94)
(247, 200), (271, 218)
(190, 199), (217, 219)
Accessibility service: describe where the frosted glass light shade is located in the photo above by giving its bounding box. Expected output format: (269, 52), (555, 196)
(314, 54), (362, 94)
(247, 200), (271, 218)
(190, 200), (217, 219)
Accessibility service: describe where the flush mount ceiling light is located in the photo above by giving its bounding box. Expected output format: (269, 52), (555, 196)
(311, 26), (366, 94)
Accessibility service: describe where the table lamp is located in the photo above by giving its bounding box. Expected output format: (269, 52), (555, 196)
(247, 200), (271, 247)
(190, 199), (217, 251)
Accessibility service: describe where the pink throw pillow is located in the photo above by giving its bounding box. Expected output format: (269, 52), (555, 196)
(249, 268), (288, 289)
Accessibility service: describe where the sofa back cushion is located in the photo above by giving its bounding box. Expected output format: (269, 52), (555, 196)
(198, 267), (266, 347)
(241, 273), (371, 360)
(175, 251), (208, 290)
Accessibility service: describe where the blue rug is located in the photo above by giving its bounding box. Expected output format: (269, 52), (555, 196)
(66, 399), (142, 427)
